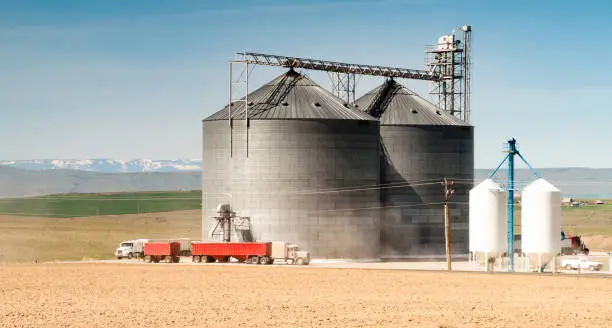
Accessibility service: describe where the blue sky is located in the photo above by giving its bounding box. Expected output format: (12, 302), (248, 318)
(1, 0), (610, 168)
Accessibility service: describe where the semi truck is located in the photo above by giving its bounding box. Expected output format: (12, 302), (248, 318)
(271, 241), (311, 265)
(147, 238), (192, 256)
(115, 239), (149, 259)
(508, 232), (589, 256)
(560, 235), (589, 255)
(144, 242), (181, 263)
(192, 242), (272, 264)
(191, 241), (311, 265)
(115, 238), (191, 259)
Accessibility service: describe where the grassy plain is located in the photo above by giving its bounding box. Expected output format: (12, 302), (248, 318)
(1, 264), (611, 327)
(0, 210), (201, 263)
(513, 202), (612, 237)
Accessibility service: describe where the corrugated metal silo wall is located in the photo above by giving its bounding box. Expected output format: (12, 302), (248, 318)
(379, 125), (474, 258)
(202, 119), (381, 259)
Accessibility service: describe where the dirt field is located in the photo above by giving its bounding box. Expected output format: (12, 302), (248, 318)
(1, 264), (611, 328)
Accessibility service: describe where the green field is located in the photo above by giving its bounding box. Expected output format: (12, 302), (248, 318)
(513, 202), (612, 236)
(0, 191), (202, 218)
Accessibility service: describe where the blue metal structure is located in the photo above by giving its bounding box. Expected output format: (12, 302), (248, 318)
(489, 138), (540, 271)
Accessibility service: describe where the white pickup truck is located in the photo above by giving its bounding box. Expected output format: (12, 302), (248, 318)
(561, 258), (603, 271)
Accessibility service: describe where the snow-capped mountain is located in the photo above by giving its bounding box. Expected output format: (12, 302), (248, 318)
(0, 159), (202, 173)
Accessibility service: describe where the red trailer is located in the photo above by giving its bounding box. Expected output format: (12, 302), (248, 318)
(191, 242), (273, 265)
(144, 242), (181, 263)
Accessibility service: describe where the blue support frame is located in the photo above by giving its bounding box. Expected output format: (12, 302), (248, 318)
(488, 138), (540, 272)
(507, 139), (517, 271)
(488, 154), (509, 179)
(517, 152), (541, 179)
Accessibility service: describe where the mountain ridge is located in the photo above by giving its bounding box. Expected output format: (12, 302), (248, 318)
(1, 164), (611, 199)
(2, 158), (610, 174)
(0, 159), (201, 173)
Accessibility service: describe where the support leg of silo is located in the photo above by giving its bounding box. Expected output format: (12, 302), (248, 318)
(538, 253), (542, 273)
(485, 252), (489, 272)
(471, 253), (476, 271)
(552, 256), (556, 274)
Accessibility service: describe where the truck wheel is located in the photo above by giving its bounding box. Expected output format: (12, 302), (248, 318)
(144, 256), (152, 263)
(153, 257), (160, 263)
(250, 257), (259, 264)
(296, 257), (305, 265)
(173, 257), (180, 263)
(127, 253), (133, 259)
(116, 256), (122, 260)
(565, 264), (572, 270)
(259, 257), (269, 265)
(589, 265), (595, 271)
(192, 255), (201, 263)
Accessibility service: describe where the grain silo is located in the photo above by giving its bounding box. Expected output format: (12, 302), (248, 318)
(354, 79), (474, 258)
(202, 69), (381, 259)
(520, 178), (562, 271)
(469, 179), (507, 267)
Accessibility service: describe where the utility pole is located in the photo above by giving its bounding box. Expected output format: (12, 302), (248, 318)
(442, 178), (455, 272)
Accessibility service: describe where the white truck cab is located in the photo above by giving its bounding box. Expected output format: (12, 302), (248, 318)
(115, 239), (149, 259)
(271, 242), (311, 265)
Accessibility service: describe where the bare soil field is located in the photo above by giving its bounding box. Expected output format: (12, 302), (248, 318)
(582, 235), (612, 252)
(1, 264), (612, 328)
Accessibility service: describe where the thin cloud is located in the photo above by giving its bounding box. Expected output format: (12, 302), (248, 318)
(0, 0), (432, 33)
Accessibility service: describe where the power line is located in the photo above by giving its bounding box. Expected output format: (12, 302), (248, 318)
(0, 201), (450, 217)
(0, 180), (450, 201)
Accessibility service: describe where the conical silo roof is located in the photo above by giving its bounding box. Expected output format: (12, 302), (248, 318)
(522, 178), (560, 193)
(471, 178), (504, 193)
(354, 79), (470, 126)
(205, 69), (376, 121)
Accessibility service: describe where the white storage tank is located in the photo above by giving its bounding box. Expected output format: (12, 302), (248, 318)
(469, 179), (507, 260)
(520, 178), (562, 270)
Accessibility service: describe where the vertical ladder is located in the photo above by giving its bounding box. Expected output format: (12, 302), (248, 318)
(228, 58), (250, 158)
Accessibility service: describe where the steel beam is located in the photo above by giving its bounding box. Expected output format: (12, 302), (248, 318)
(236, 52), (443, 81)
